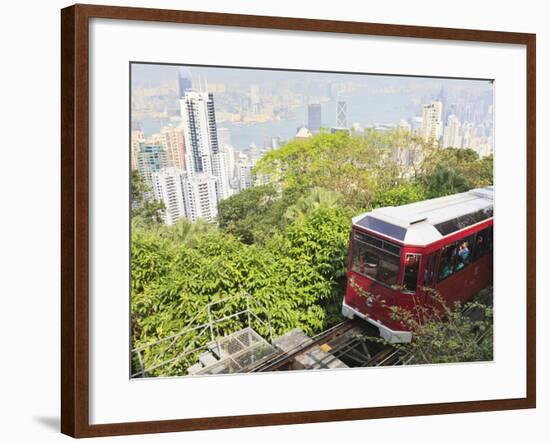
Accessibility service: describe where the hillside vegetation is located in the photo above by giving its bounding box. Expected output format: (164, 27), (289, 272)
(131, 130), (493, 376)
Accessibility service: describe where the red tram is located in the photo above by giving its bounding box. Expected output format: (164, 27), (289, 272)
(342, 187), (493, 343)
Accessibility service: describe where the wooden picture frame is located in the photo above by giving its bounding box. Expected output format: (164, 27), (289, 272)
(61, 3), (536, 437)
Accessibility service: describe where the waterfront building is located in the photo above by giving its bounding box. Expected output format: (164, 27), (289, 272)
(336, 101), (347, 128)
(307, 103), (322, 132)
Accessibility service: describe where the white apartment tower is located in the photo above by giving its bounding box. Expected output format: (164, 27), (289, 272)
(152, 167), (219, 225)
(151, 168), (188, 225)
(182, 174), (218, 222)
(443, 114), (463, 148)
(179, 91), (231, 203)
(421, 100), (443, 142)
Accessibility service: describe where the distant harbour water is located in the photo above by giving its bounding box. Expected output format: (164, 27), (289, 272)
(136, 91), (460, 150)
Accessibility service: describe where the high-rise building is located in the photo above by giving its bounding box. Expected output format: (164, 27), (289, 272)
(421, 100), (443, 142)
(307, 103), (322, 132)
(178, 73), (192, 98)
(217, 127), (231, 148)
(179, 91), (230, 202)
(336, 101), (347, 128)
(250, 85), (260, 112)
(131, 130), (144, 170)
(151, 168), (187, 225)
(411, 116), (424, 136)
(137, 141), (167, 190)
(182, 174), (218, 222)
(443, 114), (462, 148)
(236, 152), (254, 191)
(151, 126), (185, 170)
(220, 144), (236, 189)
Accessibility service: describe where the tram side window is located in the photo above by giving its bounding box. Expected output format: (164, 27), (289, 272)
(455, 234), (475, 271)
(438, 243), (457, 282)
(423, 254), (437, 286)
(472, 227), (492, 261)
(403, 254), (421, 292)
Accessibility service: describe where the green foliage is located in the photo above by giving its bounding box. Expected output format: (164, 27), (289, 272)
(421, 148), (493, 191)
(131, 170), (165, 224)
(284, 187), (341, 221)
(390, 289), (494, 364)
(255, 130), (431, 210)
(351, 280), (493, 364)
(131, 207), (351, 376)
(131, 130), (494, 376)
(422, 167), (470, 198)
(372, 182), (427, 208)
(217, 184), (303, 244)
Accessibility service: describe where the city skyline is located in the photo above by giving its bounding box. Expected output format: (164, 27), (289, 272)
(132, 63), (493, 150)
(132, 63), (494, 226)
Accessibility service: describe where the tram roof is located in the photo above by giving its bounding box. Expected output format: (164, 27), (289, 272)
(352, 186), (494, 246)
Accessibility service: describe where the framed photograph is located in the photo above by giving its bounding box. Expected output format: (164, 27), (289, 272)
(61, 3), (536, 438)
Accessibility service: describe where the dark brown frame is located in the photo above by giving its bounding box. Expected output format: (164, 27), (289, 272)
(61, 3), (536, 438)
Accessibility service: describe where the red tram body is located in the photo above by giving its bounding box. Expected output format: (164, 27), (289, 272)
(342, 187), (493, 342)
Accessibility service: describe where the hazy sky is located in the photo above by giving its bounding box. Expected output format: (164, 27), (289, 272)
(131, 63), (493, 148)
(131, 63), (493, 95)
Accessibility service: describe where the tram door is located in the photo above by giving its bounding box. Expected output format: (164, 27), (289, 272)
(421, 253), (438, 318)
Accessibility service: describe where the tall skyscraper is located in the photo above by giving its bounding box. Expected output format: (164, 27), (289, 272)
(137, 141), (167, 190)
(220, 144), (236, 190)
(336, 101), (347, 128)
(152, 168), (188, 225)
(179, 91), (230, 202)
(421, 100), (443, 142)
(178, 73), (192, 98)
(443, 114), (462, 148)
(307, 103), (322, 132)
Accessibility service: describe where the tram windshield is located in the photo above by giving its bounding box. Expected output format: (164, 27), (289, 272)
(351, 230), (401, 286)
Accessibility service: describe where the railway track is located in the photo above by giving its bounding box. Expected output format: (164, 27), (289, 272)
(250, 319), (401, 372)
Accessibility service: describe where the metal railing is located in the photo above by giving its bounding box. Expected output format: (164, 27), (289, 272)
(131, 292), (273, 378)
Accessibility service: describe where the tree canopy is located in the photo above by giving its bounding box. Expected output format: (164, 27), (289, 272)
(131, 130), (494, 376)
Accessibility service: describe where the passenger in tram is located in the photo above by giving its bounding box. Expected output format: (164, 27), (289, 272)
(456, 241), (471, 270)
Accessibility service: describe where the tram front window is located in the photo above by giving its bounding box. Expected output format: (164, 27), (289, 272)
(351, 233), (400, 286)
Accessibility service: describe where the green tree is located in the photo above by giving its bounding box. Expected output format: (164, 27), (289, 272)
(372, 182), (427, 208)
(420, 147), (493, 191)
(131, 207), (351, 376)
(131, 170), (165, 224)
(255, 131), (429, 210)
(284, 187), (341, 222)
(422, 167), (470, 198)
(350, 280), (493, 364)
(388, 289), (493, 364)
